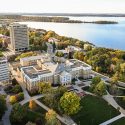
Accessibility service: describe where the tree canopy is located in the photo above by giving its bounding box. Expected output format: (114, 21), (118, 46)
(60, 92), (81, 115)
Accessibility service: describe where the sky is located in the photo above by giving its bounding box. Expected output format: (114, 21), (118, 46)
(0, 0), (125, 13)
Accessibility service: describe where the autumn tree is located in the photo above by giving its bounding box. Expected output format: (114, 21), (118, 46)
(92, 76), (101, 85)
(73, 51), (84, 61)
(55, 51), (64, 57)
(94, 81), (107, 96)
(29, 100), (37, 110)
(38, 82), (52, 94)
(91, 76), (101, 91)
(10, 95), (17, 104)
(45, 109), (61, 125)
(111, 72), (119, 85)
(60, 92), (80, 115)
(110, 72), (119, 94)
(120, 63), (125, 73)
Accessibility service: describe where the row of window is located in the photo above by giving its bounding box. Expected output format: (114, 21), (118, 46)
(15, 48), (28, 51)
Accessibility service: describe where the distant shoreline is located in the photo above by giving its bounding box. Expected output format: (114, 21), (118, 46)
(83, 21), (118, 24)
(0, 13), (125, 17)
(0, 15), (119, 24)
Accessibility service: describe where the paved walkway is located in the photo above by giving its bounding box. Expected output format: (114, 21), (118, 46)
(103, 92), (125, 115)
(20, 94), (44, 105)
(35, 100), (76, 125)
(15, 76), (30, 100)
(100, 113), (125, 125)
(2, 95), (12, 125)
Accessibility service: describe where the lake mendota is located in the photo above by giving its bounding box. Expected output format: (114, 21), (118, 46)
(19, 16), (125, 50)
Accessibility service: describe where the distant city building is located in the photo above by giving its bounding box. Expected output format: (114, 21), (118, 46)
(0, 57), (9, 83)
(66, 45), (82, 52)
(48, 37), (59, 44)
(9, 23), (29, 53)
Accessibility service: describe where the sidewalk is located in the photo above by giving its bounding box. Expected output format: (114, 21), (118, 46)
(35, 99), (77, 125)
(100, 113), (125, 125)
(2, 95), (12, 125)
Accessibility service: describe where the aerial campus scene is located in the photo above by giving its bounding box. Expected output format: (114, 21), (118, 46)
(1, 0), (125, 125)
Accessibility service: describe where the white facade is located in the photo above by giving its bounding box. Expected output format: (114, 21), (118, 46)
(0, 57), (9, 83)
(67, 45), (82, 52)
(60, 71), (72, 85)
(9, 23), (29, 53)
(19, 56), (92, 91)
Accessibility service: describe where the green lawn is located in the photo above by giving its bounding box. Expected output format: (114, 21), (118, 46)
(110, 117), (125, 125)
(72, 95), (120, 125)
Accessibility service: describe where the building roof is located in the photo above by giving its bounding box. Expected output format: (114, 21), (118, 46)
(22, 66), (52, 79)
(60, 70), (71, 76)
(56, 50), (68, 54)
(10, 23), (27, 27)
(20, 55), (43, 62)
(69, 59), (91, 68)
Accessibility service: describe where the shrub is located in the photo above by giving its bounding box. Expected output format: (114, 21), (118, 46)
(4, 85), (13, 92)
(16, 92), (24, 101)
(11, 85), (22, 94)
(10, 96), (17, 104)
(10, 103), (27, 123)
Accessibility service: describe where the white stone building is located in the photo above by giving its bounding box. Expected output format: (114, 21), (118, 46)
(15, 54), (92, 91)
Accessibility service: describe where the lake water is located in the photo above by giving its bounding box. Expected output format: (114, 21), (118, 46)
(19, 17), (125, 50)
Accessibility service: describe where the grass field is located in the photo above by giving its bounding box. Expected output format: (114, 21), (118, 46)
(72, 95), (120, 125)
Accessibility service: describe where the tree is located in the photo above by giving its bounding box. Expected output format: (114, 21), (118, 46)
(92, 76), (101, 85)
(55, 51), (64, 57)
(60, 92), (81, 115)
(84, 45), (92, 51)
(73, 51), (84, 61)
(11, 85), (22, 94)
(29, 100), (37, 110)
(41, 42), (47, 51)
(10, 103), (27, 123)
(55, 86), (67, 101)
(120, 63), (125, 73)
(110, 72), (119, 94)
(38, 82), (52, 94)
(52, 42), (56, 52)
(94, 81), (107, 96)
(10, 96), (17, 104)
(96, 66), (102, 72)
(0, 95), (6, 119)
(111, 72), (119, 85)
(45, 109), (61, 125)
(16, 92), (24, 101)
